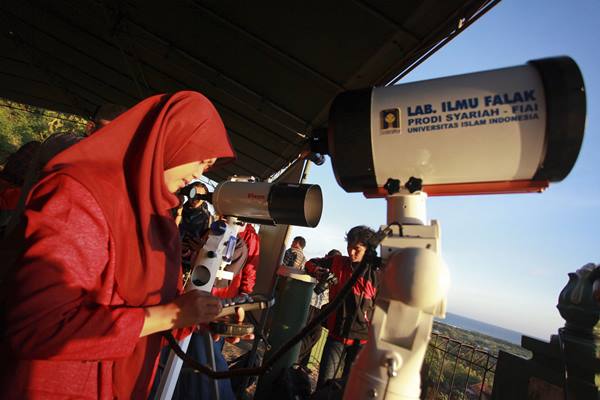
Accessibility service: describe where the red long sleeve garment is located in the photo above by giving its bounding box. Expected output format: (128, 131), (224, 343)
(238, 224), (259, 294)
(3, 176), (147, 399)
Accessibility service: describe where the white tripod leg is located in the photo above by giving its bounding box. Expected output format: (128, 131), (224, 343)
(154, 335), (192, 400)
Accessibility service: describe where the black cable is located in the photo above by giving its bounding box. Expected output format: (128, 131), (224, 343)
(162, 226), (392, 379)
(235, 274), (279, 397)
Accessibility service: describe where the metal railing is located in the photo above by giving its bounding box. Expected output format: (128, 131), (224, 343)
(302, 328), (497, 399)
(422, 332), (497, 400)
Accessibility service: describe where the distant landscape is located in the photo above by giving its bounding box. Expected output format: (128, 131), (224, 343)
(437, 312), (526, 347)
(422, 314), (531, 399)
(432, 316), (531, 358)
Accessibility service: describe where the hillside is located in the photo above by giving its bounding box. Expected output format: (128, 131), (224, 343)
(422, 321), (531, 399)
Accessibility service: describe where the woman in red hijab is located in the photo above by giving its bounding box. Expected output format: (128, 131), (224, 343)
(1, 91), (235, 399)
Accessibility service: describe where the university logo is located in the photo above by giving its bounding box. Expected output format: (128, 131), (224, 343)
(381, 108), (400, 130)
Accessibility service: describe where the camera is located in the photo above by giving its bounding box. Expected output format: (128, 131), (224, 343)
(314, 271), (338, 295)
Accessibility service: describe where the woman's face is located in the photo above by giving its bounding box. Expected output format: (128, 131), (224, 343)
(347, 243), (367, 263)
(163, 158), (216, 193)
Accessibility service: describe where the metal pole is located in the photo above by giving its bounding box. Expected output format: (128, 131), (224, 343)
(204, 332), (220, 400)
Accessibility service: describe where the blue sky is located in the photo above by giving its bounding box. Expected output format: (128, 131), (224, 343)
(290, 0), (600, 340)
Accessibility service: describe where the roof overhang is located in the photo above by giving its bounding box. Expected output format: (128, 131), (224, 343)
(0, 0), (499, 181)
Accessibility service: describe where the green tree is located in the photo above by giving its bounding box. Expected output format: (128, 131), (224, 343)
(0, 98), (88, 163)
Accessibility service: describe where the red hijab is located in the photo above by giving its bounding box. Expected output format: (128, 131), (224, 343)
(41, 91), (234, 306)
(36, 91), (235, 397)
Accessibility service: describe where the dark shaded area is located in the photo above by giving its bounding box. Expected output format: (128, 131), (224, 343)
(0, 0), (497, 181)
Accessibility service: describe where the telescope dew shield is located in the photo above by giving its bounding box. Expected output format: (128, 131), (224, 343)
(212, 181), (323, 227)
(327, 56), (586, 195)
(268, 183), (323, 227)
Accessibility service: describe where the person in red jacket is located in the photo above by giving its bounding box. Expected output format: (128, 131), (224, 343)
(0, 141), (41, 233)
(305, 225), (379, 389)
(1, 91), (236, 399)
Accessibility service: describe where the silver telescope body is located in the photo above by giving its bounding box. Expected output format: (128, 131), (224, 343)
(204, 181), (323, 227)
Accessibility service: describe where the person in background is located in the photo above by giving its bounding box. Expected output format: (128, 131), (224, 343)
(282, 235), (307, 270)
(326, 249), (342, 257)
(305, 226), (379, 389)
(0, 141), (41, 233)
(87, 103), (128, 134)
(177, 181), (212, 270)
(298, 248), (342, 370)
(1, 91), (236, 399)
(2, 103), (128, 238)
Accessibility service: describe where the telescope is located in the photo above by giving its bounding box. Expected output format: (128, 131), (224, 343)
(312, 56), (585, 197)
(186, 178), (323, 227)
(308, 56), (585, 400)
(156, 177), (322, 400)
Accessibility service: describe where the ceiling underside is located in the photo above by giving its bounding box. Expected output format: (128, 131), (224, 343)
(0, 0), (497, 182)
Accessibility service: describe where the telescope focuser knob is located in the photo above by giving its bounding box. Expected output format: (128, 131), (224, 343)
(384, 178), (401, 195)
(210, 220), (227, 235)
(405, 177), (423, 193)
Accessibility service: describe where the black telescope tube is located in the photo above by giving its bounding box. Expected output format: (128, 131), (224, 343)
(327, 88), (377, 193)
(268, 183), (323, 227)
(529, 56), (586, 182)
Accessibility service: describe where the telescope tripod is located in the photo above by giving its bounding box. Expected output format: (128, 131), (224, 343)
(154, 217), (242, 400)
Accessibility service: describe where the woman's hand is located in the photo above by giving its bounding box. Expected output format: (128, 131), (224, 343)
(140, 291), (222, 337)
(171, 291), (223, 328)
(212, 307), (255, 344)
